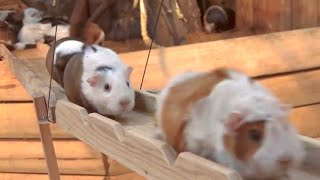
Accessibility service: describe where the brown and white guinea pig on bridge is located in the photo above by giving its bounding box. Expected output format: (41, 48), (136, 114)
(155, 68), (305, 179)
(45, 39), (134, 117)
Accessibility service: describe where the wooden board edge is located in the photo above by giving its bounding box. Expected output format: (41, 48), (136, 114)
(55, 99), (242, 180)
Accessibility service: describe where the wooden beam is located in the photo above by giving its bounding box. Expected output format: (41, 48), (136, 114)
(0, 140), (132, 176)
(259, 69), (320, 107)
(236, 0), (254, 29)
(0, 103), (73, 138)
(0, 58), (32, 101)
(0, 173), (145, 180)
(55, 99), (242, 180)
(236, 0), (291, 32)
(33, 96), (60, 180)
(291, 0), (318, 29)
(290, 104), (320, 138)
(118, 28), (320, 90)
(55, 92), (320, 180)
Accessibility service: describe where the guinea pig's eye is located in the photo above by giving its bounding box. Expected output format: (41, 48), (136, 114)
(248, 129), (262, 142)
(104, 84), (110, 91)
(126, 82), (130, 87)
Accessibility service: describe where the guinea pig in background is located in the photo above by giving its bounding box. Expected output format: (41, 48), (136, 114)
(46, 21), (105, 87)
(63, 45), (135, 116)
(203, 5), (235, 33)
(155, 68), (305, 179)
(46, 39), (135, 117)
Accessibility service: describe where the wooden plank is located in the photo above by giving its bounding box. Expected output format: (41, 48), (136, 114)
(0, 173), (145, 180)
(56, 100), (242, 180)
(118, 28), (320, 90)
(252, 0), (291, 33)
(290, 104), (320, 138)
(55, 98), (320, 180)
(34, 96), (60, 180)
(0, 141), (132, 176)
(259, 69), (320, 107)
(0, 103), (73, 138)
(318, 1), (320, 26)
(0, 60), (32, 101)
(291, 0), (318, 29)
(236, 0), (254, 29)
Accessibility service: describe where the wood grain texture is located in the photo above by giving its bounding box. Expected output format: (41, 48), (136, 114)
(55, 94), (320, 180)
(290, 104), (320, 138)
(259, 69), (320, 107)
(235, 0), (254, 29)
(291, 0), (318, 29)
(1, 44), (68, 108)
(0, 60), (32, 101)
(34, 97), (60, 180)
(118, 28), (320, 90)
(253, 0), (291, 33)
(0, 140), (132, 176)
(0, 173), (145, 180)
(56, 99), (242, 180)
(0, 103), (73, 138)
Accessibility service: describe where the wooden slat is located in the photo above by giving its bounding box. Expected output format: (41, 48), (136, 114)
(56, 100), (242, 180)
(253, 0), (291, 32)
(236, 0), (254, 29)
(318, 1), (320, 26)
(0, 141), (132, 176)
(0, 103), (73, 138)
(291, 0), (318, 29)
(0, 61), (32, 101)
(55, 96), (320, 180)
(259, 69), (320, 107)
(290, 104), (320, 138)
(118, 28), (320, 90)
(0, 173), (145, 180)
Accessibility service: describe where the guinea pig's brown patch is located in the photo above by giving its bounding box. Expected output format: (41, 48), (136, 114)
(223, 121), (265, 161)
(161, 68), (231, 153)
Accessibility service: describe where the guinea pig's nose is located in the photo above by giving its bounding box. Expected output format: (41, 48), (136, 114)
(120, 99), (130, 109)
(277, 156), (292, 169)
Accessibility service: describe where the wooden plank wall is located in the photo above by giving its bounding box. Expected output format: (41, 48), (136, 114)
(236, 0), (320, 33)
(0, 49), (145, 179)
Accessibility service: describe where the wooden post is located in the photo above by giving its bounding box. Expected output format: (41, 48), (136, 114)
(33, 96), (60, 180)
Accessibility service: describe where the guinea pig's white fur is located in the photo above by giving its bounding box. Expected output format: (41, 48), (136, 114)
(45, 24), (71, 42)
(53, 40), (84, 64)
(15, 23), (52, 49)
(23, 8), (43, 24)
(80, 45), (135, 116)
(157, 70), (305, 179)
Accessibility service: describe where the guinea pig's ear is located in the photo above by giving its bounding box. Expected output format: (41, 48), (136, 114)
(125, 66), (133, 78)
(87, 74), (103, 87)
(225, 111), (245, 135)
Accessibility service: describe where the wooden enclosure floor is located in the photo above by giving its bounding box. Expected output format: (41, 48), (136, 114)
(0, 49), (145, 180)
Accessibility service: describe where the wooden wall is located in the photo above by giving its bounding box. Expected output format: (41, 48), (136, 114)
(236, 0), (320, 33)
(0, 48), (145, 180)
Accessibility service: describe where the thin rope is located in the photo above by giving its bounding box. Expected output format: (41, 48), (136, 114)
(139, 0), (164, 90)
(47, 0), (61, 120)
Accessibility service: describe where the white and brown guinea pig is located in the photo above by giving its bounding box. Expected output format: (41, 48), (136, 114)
(46, 21), (105, 87)
(155, 68), (305, 179)
(62, 44), (135, 116)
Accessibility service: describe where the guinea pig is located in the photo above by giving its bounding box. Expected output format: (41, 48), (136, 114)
(155, 68), (305, 179)
(46, 22), (105, 87)
(22, 7), (43, 25)
(45, 37), (83, 87)
(62, 45), (135, 116)
(203, 5), (235, 33)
